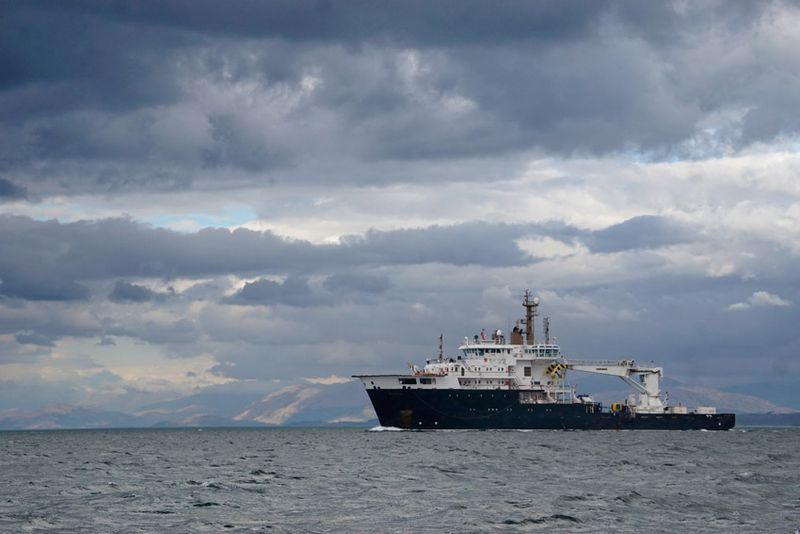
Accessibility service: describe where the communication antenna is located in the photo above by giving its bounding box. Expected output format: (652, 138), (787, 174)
(544, 317), (551, 345)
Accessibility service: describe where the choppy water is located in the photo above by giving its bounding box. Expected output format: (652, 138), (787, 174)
(1, 427), (798, 532)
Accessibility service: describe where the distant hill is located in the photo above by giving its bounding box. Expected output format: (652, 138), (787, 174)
(135, 391), (266, 421)
(0, 381), (376, 430)
(0, 405), (150, 430)
(234, 380), (375, 426)
(722, 382), (800, 411)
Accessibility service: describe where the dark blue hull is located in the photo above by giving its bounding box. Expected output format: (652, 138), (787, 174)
(367, 389), (735, 430)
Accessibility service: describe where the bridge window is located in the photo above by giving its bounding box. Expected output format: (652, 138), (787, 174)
(399, 378), (417, 385)
(419, 378), (436, 385)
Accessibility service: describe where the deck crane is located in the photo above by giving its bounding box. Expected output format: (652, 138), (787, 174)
(567, 359), (665, 413)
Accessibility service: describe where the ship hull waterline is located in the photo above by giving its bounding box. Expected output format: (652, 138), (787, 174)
(367, 389), (735, 430)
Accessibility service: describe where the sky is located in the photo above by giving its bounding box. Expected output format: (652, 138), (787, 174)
(1, 0), (799, 412)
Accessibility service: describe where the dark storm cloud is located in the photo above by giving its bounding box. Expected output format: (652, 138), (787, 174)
(323, 273), (390, 295)
(0, 300), (104, 350)
(44, 1), (606, 45)
(0, 178), (27, 200)
(224, 276), (324, 307)
(201, 114), (290, 172)
(1, 214), (709, 303)
(2, 1), (799, 197)
(342, 223), (537, 267)
(0, 3), (189, 115)
(0, 215), (560, 301)
(584, 215), (693, 253)
(109, 280), (173, 303)
(225, 272), (393, 307)
(0, 275), (90, 302)
(14, 332), (56, 347)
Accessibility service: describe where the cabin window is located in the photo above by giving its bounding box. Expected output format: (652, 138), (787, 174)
(420, 378), (436, 385)
(399, 378), (417, 385)
(524, 366), (532, 377)
(461, 367), (465, 376)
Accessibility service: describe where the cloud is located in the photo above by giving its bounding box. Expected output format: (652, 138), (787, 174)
(323, 272), (390, 294)
(303, 375), (351, 385)
(0, 215), (556, 302)
(109, 280), (173, 303)
(96, 336), (116, 346)
(0, 275), (90, 302)
(3, 2), (800, 200)
(584, 215), (693, 253)
(728, 291), (791, 311)
(223, 276), (323, 307)
(14, 332), (56, 347)
(0, 178), (28, 201)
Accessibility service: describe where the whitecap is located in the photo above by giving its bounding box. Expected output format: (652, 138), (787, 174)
(368, 426), (403, 432)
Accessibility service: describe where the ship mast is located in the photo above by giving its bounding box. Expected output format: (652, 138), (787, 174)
(544, 317), (551, 345)
(522, 290), (540, 345)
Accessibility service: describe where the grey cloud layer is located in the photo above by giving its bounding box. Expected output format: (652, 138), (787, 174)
(584, 215), (693, 253)
(109, 280), (174, 303)
(3, 1), (800, 196)
(0, 214), (698, 303)
(0, 178), (27, 201)
(0, 215), (538, 301)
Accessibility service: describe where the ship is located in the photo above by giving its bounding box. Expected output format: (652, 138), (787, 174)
(354, 292), (735, 430)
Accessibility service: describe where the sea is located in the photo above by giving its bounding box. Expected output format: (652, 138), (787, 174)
(1, 427), (798, 533)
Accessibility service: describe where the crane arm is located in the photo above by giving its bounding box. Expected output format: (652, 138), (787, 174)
(566, 359), (665, 413)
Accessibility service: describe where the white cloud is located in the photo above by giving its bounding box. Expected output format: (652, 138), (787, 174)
(727, 291), (791, 311)
(304, 375), (352, 385)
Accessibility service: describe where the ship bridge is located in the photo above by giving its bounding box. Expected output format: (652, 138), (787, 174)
(459, 341), (561, 359)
